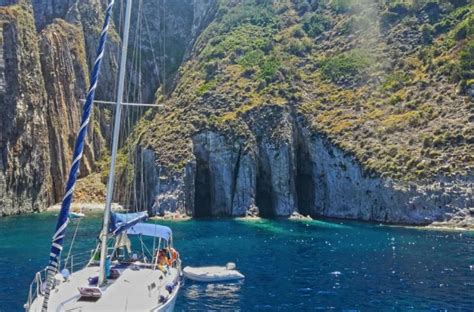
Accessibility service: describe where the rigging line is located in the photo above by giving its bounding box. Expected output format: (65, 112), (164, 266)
(161, 0), (167, 96)
(132, 0), (145, 136)
(139, 235), (145, 260)
(63, 217), (82, 271)
(123, 2), (135, 136)
(112, 0), (123, 109)
(134, 0), (143, 98)
(143, 11), (160, 84)
(124, 0), (139, 141)
(127, 3), (140, 102)
(119, 0), (140, 211)
(140, 148), (145, 211)
(133, 0), (144, 139)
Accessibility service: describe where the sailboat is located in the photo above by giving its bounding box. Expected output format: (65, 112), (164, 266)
(25, 0), (182, 311)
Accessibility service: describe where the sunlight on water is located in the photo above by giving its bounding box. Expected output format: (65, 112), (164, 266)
(1, 213), (474, 310)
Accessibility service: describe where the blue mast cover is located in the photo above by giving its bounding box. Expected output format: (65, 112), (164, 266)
(41, 1), (116, 310)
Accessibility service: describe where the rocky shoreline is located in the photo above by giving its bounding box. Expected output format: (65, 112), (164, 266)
(46, 202), (126, 213)
(41, 201), (474, 231)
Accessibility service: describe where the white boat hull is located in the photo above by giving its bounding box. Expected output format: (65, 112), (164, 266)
(28, 264), (181, 312)
(153, 281), (180, 312)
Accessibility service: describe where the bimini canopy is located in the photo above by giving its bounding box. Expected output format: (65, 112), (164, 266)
(127, 223), (172, 241)
(110, 212), (148, 236)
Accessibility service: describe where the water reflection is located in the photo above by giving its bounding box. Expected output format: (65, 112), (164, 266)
(184, 281), (243, 310)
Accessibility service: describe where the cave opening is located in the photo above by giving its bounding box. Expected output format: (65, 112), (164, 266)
(194, 158), (212, 218)
(256, 161), (275, 218)
(295, 134), (316, 217)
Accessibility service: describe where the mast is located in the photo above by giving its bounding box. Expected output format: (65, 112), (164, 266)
(98, 0), (133, 286)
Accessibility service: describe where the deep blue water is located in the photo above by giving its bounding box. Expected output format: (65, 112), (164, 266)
(1, 213), (474, 311)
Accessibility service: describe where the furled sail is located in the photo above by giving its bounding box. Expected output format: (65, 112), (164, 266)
(41, 1), (117, 311)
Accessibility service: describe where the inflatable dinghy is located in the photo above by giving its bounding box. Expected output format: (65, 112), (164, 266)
(183, 262), (244, 282)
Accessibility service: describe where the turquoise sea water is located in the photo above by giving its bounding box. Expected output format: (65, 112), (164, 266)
(1, 213), (474, 311)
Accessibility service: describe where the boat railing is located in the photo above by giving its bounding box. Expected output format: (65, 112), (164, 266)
(67, 253), (90, 273)
(24, 249), (96, 310)
(24, 267), (47, 310)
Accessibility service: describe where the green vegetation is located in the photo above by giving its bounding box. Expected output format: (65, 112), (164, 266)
(133, 0), (473, 180)
(330, 0), (353, 14)
(459, 40), (474, 80)
(383, 72), (410, 91)
(303, 13), (332, 37)
(237, 50), (265, 68)
(259, 57), (281, 81)
(453, 14), (473, 40)
(196, 79), (218, 97)
(320, 50), (372, 85)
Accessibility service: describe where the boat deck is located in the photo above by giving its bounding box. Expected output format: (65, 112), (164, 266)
(29, 263), (179, 312)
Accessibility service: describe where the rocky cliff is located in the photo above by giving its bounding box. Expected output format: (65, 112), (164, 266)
(0, 0), (117, 214)
(39, 19), (100, 200)
(122, 0), (473, 226)
(132, 105), (472, 225)
(0, 0), (217, 215)
(0, 4), (51, 215)
(0, 0), (472, 227)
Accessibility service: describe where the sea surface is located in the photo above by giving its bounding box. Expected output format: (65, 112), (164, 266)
(1, 213), (474, 311)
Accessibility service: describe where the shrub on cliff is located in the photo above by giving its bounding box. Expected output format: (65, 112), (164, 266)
(448, 0), (470, 7)
(259, 57), (281, 82)
(237, 50), (265, 68)
(380, 1), (423, 31)
(286, 37), (312, 56)
(460, 41), (474, 80)
(293, 0), (316, 15)
(220, 2), (276, 32)
(453, 15), (473, 40)
(380, 10), (403, 31)
(321, 50), (371, 86)
(303, 13), (332, 37)
(383, 72), (410, 91)
(330, 0), (353, 14)
(421, 24), (435, 43)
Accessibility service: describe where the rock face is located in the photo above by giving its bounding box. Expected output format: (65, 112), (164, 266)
(125, 0), (195, 101)
(139, 104), (472, 225)
(39, 19), (100, 201)
(0, 0), (119, 214)
(130, 0), (472, 226)
(65, 0), (120, 103)
(31, 0), (76, 30)
(301, 128), (473, 224)
(120, 146), (193, 216)
(129, 131), (256, 218)
(0, 5), (51, 215)
(0, 0), (218, 216)
(251, 106), (297, 217)
(192, 131), (255, 217)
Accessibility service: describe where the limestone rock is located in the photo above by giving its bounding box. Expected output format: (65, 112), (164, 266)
(0, 5), (51, 215)
(39, 19), (99, 202)
(192, 131), (255, 217)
